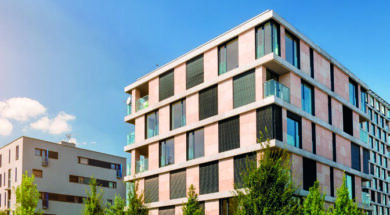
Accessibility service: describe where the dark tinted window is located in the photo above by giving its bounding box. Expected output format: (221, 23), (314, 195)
(233, 69), (255, 108)
(170, 169), (186, 199)
(159, 70), (174, 101)
(303, 157), (316, 191)
(186, 55), (204, 89)
(199, 85), (218, 120)
(199, 161), (218, 195)
(219, 116), (240, 153)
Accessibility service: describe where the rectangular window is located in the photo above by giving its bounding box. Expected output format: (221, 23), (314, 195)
(218, 116), (240, 153)
(312, 123), (316, 154)
(219, 198), (237, 215)
(328, 96), (332, 125)
(351, 143), (361, 171)
(159, 206), (175, 215)
(285, 31), (300, 68)
(48, 151), (58, 159)
(159, 70), (174, 101)
(256, 105), (283, 141)
(199, 161), (218, 195)
(255, 20), (280, 58)
(233, 69), (255, 108)
(363, 149), (369, 174)
(330, 63), (334, 92)
(144, 176), (159, 203)
(160, 138), (174, 167)
(187, 128), (204, 160)
(343, 105), (353, 136)
(170, 169), (186, 199)
(310, 48), (314, 78)
(186, 54), (204, 89)
(199, 85), (218, 120)
(15, 146), (19, 161)
(0, 155), (2, 167)
(303, 157), (316, 191)
(234, 153), (256, 188)
(14, 168), (17, 182)
(287, 112), (301, 148)
(361, 89), (367, 113)
(301, 81), (314, 115)
(171, 100), (186, 130)
(330, 167), (334, 197)
(8, 150), (10, 163)
(218, 38), (238, 75)
(332, 133), (336, 162)
(146, 111), (159, 139)
(346, 174), (355, 200)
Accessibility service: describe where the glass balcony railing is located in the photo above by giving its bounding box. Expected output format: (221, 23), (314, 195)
(127, 132), (135, 145)
(126, 163), (131, 176)
(360, 129), (369, 144)
(135, 159), (148, 173)
(362, 192), (370, 205)
(264, 80), (290, 103)
(127, 104), (132, 115)
(136, 95), (149, 112)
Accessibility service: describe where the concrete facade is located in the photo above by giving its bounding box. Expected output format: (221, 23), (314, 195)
(123, 10), (389, 215)
(0, 136), (126, 215)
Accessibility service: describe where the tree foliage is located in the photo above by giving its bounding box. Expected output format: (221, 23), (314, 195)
(234, 133), (302, 215)
(302, 180), (331, 215)
(125, 181), (148, 215)
(331, 175), (363, 215)
(105, 194), (125, 215)
(182, 184), (203, 215)
(14, 171), (41, 215)
(83, 177), (105, 215)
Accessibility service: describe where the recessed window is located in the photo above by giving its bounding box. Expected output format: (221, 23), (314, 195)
(78, 157), (88, 165)
(349, 80), (358, 108)
(351, 143), (361, 171)
(144, 176), (159, 203)
(343, 106), (353, 136)
(303, 157), (316, 191)
(255, 20), (280, 58)
(146, 111), (159, 139)
(361, 89), (367, 113)
(199, 161), (218, 195)
(285, 31), (300, 68)
(256, 105), (283, 141)
(363, 149), (369, 174)
(287, 112), (301, 148)
(218, 116), (240, 153)
(170, 169), (186, 199)
(171, 100), (186, 130)
(160, 138), (174, 167)
(301, 81), (314, 115)
(218, 38), (238, 75)
(310, 48), (314, 78)
(187, 128), (204, 160)
(330, 63), (334, 92)
(233, 69), (255, 108)
(234, 153), (256, 188)
(346, 174), (355, 200)
(186, 54), (204, 89)
(219, 198), (237, 215)
(15, 146), (19, 161)
(32, 169), (43, 178)
(159, 70), (174, 101)
(198, 85), (218, 120)
(328, 96), (332, 125)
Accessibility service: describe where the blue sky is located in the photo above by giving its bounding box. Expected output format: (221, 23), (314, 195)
(0, 0), (389, 159)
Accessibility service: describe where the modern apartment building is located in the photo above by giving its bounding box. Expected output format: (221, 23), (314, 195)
(0, 136), (126, 215)
(123, 10), (389, 215)
(362, 90), (390, 214)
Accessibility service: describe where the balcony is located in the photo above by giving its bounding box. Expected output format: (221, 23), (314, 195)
(135, 159), (148, 173)
(136, 95), (149, 112)
(362, 192), (370, 205)
(360, 129), (369, 144)
(264, 80), (290, 103)
(127, 132), (135, 145)
(127, 163), (131, 176)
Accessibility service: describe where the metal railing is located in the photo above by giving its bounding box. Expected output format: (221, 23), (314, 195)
(264, 80), (290, 103)
(360, 129), (369, 144)
(135, 159), (148, 173)
(135, 95), (149, 112)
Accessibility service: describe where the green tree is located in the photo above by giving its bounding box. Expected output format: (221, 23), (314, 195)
(14, 171), (41, 215)
(125, 181), (148, 215)
(82, 177), (105, 215)
(303, 180), (331, 215)
(105, 194), (125, 215)
(234, 133), (302, 215)
(331, 175), (363, 215)
(182, 184), (203, 215)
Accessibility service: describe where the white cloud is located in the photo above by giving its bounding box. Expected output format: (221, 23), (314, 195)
(0, 118), (13, 136)
(68, 137), (95, 146)
(30, 111), (75, 135)
(0, 97), (46, 121)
